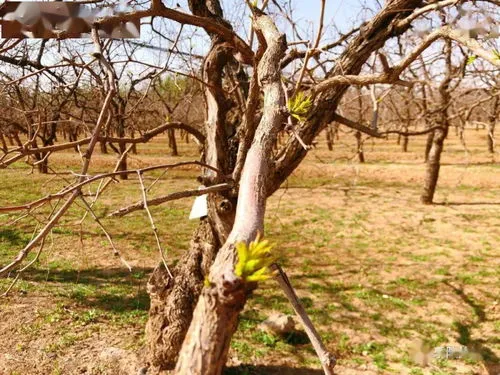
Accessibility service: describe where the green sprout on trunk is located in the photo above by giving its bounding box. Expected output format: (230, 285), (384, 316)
(466, 55), (477, 65)
(493, 49), (500, 61)
(235, 235), (275, 283)
(287, 91), (312, 122)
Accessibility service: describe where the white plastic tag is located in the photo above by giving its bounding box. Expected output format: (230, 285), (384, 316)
(189, 187), (208, 220)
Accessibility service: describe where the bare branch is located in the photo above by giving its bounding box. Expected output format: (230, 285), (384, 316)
(110, 183), (232, 217)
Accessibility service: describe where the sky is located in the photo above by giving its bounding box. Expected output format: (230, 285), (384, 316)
(293, 0), (369, 33)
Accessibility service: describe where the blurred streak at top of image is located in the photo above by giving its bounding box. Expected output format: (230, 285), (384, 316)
(0, 1), (140, 39)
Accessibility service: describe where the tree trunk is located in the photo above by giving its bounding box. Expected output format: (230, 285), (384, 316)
(31, 138), (49, 174)
(168, 128), (178, 156)
(487, 123), (496, 153)
(355, 131), (365, 163)
(175, 276), (247, 374)
(129, 130), (137, 155)
(487, 96), (498, 154)
(100, 140), (108, 154)
(421, 127), (446, 204)
(174, 12), (286, 375)
(421, 39), (453, 204)
(6, 134), (15, 146)
(37, 158), (49, 174)
(117, 117), (128, 180)
(117, 141), (128, 179)
(145, 191), (236, 371)
(0, 133), (7, 152)
(334, 123), (340, 141)
(402, 131), (409, 152)
(115, 101), (129, 179)
(326, 125), (333, 151)
(13, 132), (22, 147)
(145, 217), (224, 372)
(355, 88), (365, 163)
(33, 150), (49, 173)
(424, 130), (434, 162)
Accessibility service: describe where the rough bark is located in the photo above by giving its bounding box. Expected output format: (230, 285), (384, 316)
(145, 218), (220, 371)
(145, 1), (238, 369)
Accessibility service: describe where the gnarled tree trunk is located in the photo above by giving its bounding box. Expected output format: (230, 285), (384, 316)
(143, 1), (433, 372)
(144, 0), (241, 370)
(145, 210), (233, 372)
(174, 11), (286, 374)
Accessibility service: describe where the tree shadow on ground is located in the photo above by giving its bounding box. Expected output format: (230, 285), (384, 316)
(224, 365), (323, 375)
(443, 280), (499, 375)
(435, 201), (500, 206)
(440, 161), (497, 167)
(21, 266), (154, 285)
(17, 267), (154, 313)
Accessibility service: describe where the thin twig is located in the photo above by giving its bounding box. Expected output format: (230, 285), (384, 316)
(137, 171), (173, 279)
(79, 197), (132, 272)
(0, 274), (20, 297)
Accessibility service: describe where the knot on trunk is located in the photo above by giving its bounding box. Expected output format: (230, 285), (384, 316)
(147, 264), (172, 299)
(208, 270), (255, 307)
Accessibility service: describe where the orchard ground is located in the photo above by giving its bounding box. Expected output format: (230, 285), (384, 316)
(0, 128), (499, 375)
